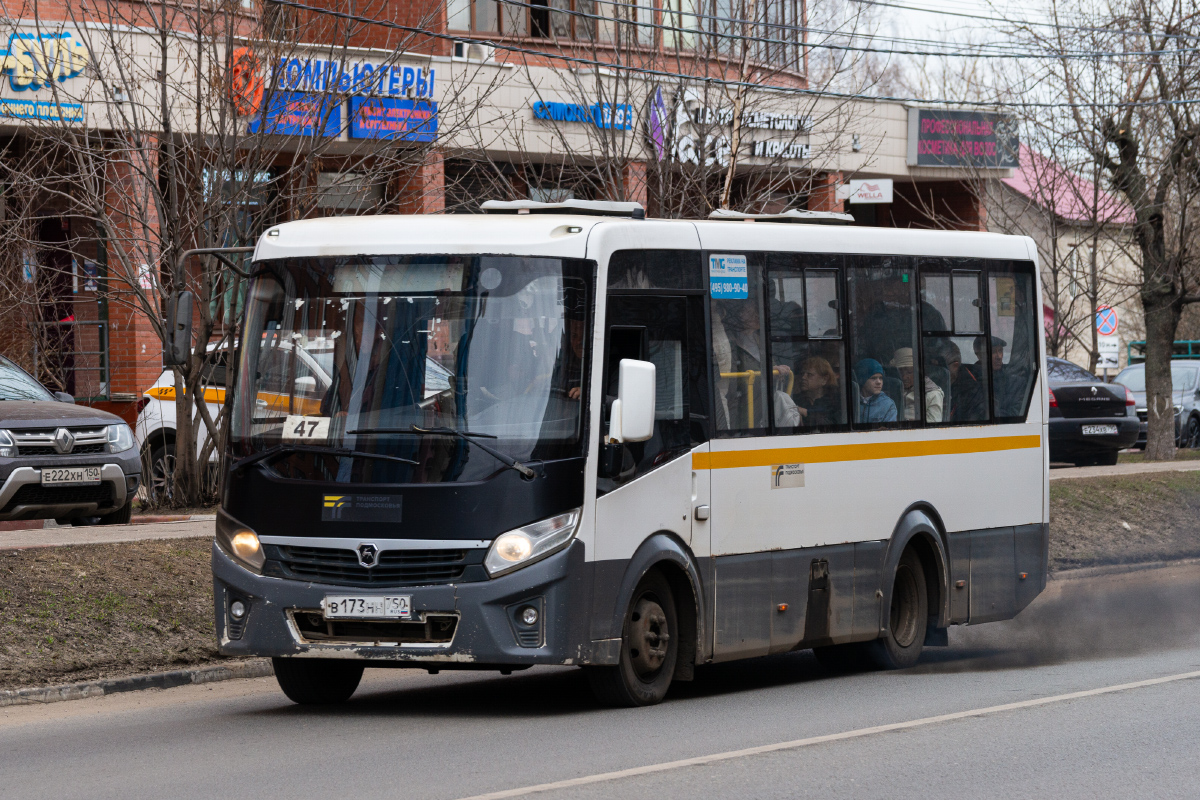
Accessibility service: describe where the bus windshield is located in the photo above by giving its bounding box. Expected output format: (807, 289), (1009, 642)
(231, 255), (591, 483)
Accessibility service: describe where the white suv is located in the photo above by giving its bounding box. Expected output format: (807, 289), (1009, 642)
(135, 341), (335, 500)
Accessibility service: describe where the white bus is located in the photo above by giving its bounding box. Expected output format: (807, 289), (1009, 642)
(212, 201), (1048, 706)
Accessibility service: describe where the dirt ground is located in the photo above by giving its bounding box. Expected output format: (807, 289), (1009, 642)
(0, 539), (221, 691)
(1049, 470), (1200, 570)
(3, 471), (1200, 691)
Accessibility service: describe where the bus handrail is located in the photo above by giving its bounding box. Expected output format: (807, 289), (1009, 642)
(719, 368), (794, 426)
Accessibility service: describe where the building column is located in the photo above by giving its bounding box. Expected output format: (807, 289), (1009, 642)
(101, 139), (165, 418)
(622, 161), (648, 207)
(808, 172), (844, 213)
(395, 149), (445, 214)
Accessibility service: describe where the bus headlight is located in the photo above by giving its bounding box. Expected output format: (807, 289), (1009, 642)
(215, 509), (265, 573)
(484, 508), (581, 578)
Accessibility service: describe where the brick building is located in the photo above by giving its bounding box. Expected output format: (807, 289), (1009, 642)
(0, 1), (1013, 424)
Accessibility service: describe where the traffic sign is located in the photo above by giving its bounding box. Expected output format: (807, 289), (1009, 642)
(1096, 305), (1119, 337)
(1098, 335), (1120, 369)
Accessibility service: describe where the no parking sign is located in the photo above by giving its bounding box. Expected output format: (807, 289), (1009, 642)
(1096, 305), (1119, 336)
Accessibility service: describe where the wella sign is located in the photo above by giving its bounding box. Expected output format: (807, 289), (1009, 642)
(845, 179), (893, 204)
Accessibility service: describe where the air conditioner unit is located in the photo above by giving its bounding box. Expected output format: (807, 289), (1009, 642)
(453, 41), (495, 62)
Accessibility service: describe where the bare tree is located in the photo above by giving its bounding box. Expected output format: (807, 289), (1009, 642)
(0, 0), (500, 505)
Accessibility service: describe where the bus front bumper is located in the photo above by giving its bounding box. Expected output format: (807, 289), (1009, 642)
(212, 539), (590, 668)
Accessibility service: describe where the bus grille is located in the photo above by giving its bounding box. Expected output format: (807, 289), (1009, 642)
(265, 544), (480, 586)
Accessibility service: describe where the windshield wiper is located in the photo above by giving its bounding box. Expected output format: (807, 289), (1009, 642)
(230, 443), (418, 473)
(349, 426), (537, 480)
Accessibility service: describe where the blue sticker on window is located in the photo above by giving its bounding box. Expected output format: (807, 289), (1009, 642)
(709, 254), (748, 299)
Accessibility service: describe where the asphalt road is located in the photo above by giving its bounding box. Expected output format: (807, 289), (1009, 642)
(3, 564), (1199, 800)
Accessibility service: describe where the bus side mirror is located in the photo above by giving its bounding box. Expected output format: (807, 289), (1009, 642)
(608, 359), (655, 444)
(163, 291), (194, 368)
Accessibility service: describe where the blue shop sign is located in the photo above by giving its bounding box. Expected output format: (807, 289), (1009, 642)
(349, 97), (438, 141)
(532, 101), (633, 131)
(248, 91), (341, 138)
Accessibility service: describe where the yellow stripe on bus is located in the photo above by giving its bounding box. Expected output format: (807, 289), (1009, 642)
(692, 434), (1041, 470)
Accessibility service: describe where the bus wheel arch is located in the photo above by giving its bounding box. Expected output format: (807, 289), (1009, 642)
(880, 506), (949, 639)
(603, 533), (705, 681)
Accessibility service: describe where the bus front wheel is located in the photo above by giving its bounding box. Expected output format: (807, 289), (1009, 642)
(867, 548), (928, 670)
(272, 658), (364, 705)
(587, 570), (678, 707)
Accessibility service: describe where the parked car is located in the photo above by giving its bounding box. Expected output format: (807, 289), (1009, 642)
(0, 354), (140, 525)
(1112, 361), (1200, 449)
(1047, 357), (1139, 466)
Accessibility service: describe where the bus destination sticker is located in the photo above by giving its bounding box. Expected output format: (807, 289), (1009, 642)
(770, 463), (805, 489)
(709, 254), (748, 299)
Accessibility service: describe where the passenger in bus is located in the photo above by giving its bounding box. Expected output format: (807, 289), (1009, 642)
(891, 348), (944, 422)
(949, 337), (993, 422)
(796, 356), (842, 426)
(854, 358), (898, 423)
(712, 301), (793, 429)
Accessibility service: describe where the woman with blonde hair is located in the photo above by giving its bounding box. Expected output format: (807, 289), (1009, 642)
(796, 355), (844, 426)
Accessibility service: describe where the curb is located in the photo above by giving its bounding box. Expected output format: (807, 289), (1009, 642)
(0, 659), (273, 708)
(1050, 556), (1200, 582)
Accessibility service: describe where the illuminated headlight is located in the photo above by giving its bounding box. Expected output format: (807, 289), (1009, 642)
(215, 509), (265, 573)
(484, 509), (581, 578)
(107, 423), (135, 453)
(0, 429), (14, 458)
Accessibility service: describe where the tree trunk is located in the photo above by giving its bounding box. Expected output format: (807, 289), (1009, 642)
(1142, 294), (1179, 461)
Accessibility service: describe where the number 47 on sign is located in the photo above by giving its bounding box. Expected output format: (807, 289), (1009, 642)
(283, 415), (330, 441)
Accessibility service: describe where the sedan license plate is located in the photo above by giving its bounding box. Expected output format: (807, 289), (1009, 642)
(323, 595), (411, 620)
(40, 466), (101, 486)
(1082, 424), (1119, 436)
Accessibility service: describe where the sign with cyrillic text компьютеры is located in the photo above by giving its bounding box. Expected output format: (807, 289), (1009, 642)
(709, 254), (748, 299)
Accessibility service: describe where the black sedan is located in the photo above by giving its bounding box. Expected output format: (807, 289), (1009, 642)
(1047, 357), (1139, 466)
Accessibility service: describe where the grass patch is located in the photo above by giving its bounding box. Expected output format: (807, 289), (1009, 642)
(1050, 470), (1200, 570)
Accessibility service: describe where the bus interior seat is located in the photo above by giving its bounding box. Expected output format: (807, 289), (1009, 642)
(884, 376), (904, 414)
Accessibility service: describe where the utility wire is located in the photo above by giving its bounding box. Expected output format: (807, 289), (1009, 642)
(265, 0), (1200, 108)
(496, 0), (1200, 60)
(850, 0), (1200, 43)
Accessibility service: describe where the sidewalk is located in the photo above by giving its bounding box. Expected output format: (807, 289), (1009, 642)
(1049, 460), (1200, 481)
(0, 517), (213, 550)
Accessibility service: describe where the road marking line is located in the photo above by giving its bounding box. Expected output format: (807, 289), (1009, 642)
(455, 669), (1200, 800)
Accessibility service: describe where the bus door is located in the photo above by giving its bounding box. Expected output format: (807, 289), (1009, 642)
(594, 294), (710, 563)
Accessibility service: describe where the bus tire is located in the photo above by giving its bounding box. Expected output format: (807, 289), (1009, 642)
(272, 658), (364, 705)
(587, 569), (678, 707)
(866, 548), (928, 670)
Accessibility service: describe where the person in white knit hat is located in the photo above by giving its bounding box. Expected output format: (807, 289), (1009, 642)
(891, 347), (944, 422)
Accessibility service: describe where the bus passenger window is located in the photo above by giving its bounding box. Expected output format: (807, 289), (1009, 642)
(921, 266), (986, 425)
(712, 257), (769, 433)
(767, 259), (848, 433)
(989, 265), (1039, 420)
(849, 259), (918, 426)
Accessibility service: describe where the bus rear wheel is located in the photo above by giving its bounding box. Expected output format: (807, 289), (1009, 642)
(272, 658), (364, 705)
(587, 570), (678, 707)
(866, 548), (928, 670)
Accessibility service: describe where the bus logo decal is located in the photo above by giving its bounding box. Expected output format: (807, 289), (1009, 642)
(357, 543), (380, 568)
(709, 254), (749, 299)
(321, 494), (404, 522)
(771, 463), (805, 489)
(323, 495), (349, 520)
